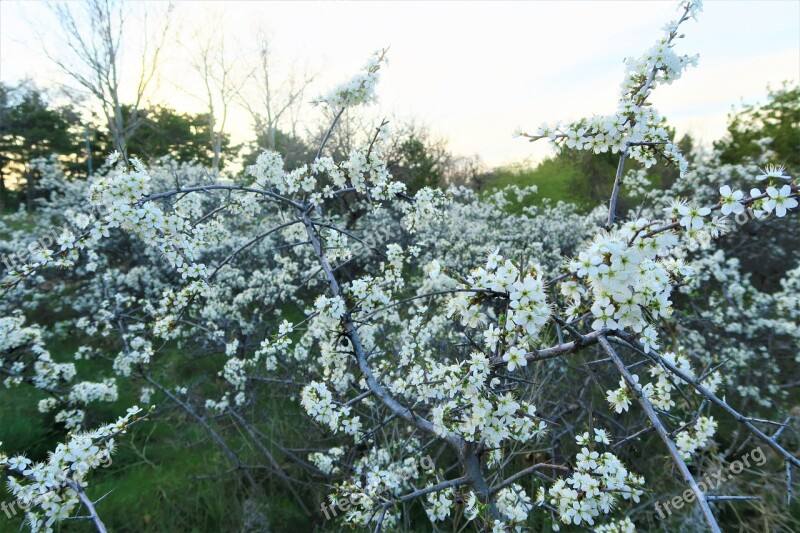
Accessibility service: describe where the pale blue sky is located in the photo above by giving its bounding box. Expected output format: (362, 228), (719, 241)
(1, 1), (798, 167)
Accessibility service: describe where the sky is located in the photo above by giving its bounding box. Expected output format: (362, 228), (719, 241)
(1, 0), (798, 168)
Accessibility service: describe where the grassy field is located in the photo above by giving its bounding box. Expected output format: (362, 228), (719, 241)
(0, 329), (320, 532)
(481, 157), (597, 213)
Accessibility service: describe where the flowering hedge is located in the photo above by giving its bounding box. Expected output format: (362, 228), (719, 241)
(1, 1), (799, 531)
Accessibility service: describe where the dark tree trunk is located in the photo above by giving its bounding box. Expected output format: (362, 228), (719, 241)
(0, 169), (5, 212)
(26, 165), (33, 212)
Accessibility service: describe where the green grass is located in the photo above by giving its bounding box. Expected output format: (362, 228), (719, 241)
(483, 158), (593, 213)
(0, 320), (324, 533)
(86, 421), (244, 532)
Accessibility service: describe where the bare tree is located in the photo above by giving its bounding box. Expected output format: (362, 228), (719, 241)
(41, 0), (173, 158)
(184, 23), (249, 175)
(242, 30), (315, 152)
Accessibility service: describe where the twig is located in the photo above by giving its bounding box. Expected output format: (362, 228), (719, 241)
(598, 335), (721, 533)
(65, 480), (108, 533)
(606, 146), (628, 229)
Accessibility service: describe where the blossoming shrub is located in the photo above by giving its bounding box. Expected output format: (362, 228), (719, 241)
(1, 1), (799, 531)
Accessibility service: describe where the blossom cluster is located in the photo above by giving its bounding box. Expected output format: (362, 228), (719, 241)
(436, 250), (551, 364)
(546, 431), (645, 526)
(324, 444), (431, 528)
(316, 49), (387, 108)
(0, 407), (143, 532)
(521, 1), (704, 175)
(676, 416), (717, 460)
(570, 222), (689, 352)
(300, 381), (361, 436)
(496, 484), (534, 525)
(89, 155), (209, 280)
(245, 122), (445, 214)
